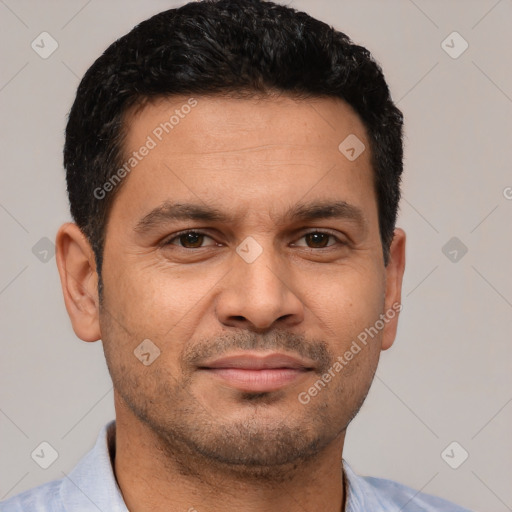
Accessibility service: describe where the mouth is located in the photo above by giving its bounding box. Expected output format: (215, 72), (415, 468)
(197, 352), (315, 393)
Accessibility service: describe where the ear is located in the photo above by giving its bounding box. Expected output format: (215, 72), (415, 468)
(381, 228), (406, 351)
(55, 223), (101, 342)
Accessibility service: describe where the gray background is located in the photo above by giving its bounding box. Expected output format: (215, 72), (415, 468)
(1, 1), (511, 511)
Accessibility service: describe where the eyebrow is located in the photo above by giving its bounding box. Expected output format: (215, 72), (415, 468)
(133, 199), (367, 234)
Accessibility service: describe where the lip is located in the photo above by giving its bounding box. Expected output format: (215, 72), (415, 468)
(199, 352), (315, 370)
(198, 352), (315, 392)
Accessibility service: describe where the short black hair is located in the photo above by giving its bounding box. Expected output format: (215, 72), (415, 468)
(64, 0), (403, 298)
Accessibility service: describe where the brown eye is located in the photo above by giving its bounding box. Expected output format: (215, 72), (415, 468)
(179, 232), (204, 248)
(304, 232), (331, 248)
(165, 231), (216, 248)
(293, 231), (342, 249)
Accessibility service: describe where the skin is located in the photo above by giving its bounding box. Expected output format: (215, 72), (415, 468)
(56, 94), (406, 512)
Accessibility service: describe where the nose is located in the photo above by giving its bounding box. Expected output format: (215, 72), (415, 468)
(215, 244), (305, 332)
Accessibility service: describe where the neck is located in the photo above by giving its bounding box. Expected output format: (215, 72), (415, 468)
(112, 405), (347, 512)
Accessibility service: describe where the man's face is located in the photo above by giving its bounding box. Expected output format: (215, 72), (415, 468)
(98, 94), (402, 475)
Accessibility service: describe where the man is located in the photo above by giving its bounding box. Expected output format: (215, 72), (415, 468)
(1, 0), (472, 510)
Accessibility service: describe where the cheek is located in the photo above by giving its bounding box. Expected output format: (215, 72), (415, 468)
(102, 257), (192, 332)
(317, 269), (385, 406)
(101, 256), (226, 370)
(309, 262), (385, 344)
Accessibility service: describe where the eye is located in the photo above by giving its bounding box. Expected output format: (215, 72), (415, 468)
(164, 230), (217, 249)
(163, 229), (345, 250)
(293, 231), (344, 249)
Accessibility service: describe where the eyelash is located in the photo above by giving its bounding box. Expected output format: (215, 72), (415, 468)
(163, 229), (346, 249)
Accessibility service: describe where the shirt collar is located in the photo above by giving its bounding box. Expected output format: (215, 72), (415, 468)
(60, 420), (128, 512)
(60, 421), (371, 512)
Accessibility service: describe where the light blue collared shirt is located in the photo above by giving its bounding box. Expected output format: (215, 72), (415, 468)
(1, 421), (472, 511)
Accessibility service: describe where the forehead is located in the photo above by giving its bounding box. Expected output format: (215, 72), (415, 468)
(124, 94), (368, 158)
(109, 94), (376, 232)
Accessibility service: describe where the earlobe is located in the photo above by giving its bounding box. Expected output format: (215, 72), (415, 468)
(55, 223), (101, 342)
(381, 228), (406, 351)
